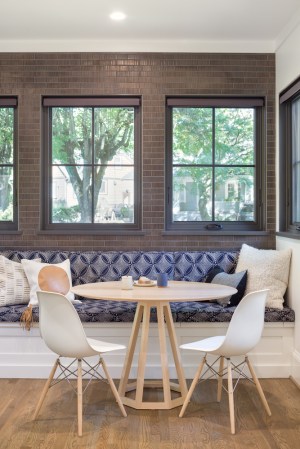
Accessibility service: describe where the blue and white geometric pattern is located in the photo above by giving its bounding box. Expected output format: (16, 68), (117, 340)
(69, 251), (175, 285)
(174, 251), (239, 282)
(1, 250), (69, 264)
(0, 300), (295, 324)
(0, 249), (295, 324)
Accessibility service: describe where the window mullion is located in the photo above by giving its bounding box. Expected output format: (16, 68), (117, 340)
(92, 108), (95, 224)
(49, 108), (53, 226)
(212, 108), (216, 222)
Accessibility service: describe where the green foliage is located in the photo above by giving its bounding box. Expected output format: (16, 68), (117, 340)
(120, 205), (134, 221)
(0, 108), (14, 163)
(0, 108), (14, 222)
(52, 205), (81, 223)
(0, 203), (13, 221)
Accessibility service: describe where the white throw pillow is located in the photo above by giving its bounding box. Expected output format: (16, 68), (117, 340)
(0, 256), (41, 306)
(236, 244), (292, 309)
(21, 258), (75, 306)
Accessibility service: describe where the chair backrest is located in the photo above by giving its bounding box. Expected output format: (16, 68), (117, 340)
(216, 289), (269, 357)
(37, 291), (97, 358)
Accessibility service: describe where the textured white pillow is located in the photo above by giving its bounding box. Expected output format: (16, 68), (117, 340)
(236, 244), (292, 309)
(0, 256), (41, 306)
(21, 258), (76, 306)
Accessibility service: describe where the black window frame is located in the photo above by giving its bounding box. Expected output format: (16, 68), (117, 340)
(165, 96), (266, 233)
(41, 96), (142, 232)
(0, 97), (18, 231)
(279, 77), (300, 236)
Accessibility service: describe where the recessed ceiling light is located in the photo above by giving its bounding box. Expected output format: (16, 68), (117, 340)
(110, 11), (126, 21)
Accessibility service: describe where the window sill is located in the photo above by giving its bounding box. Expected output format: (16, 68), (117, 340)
(0, 230), (22, 235)
(276, 231), (300, 241)
(37, 230), (147, 236)
(162, 230), (270, 236)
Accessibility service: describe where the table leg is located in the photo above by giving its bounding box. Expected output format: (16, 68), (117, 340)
(118, 303), (143, 396)
(157, 303), (172, 406)
(135, 304), (150, 404)
(163, 304), (188, 397)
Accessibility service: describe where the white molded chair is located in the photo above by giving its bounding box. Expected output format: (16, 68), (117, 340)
(179, 289), (271, 434)
(33, 291), (127, 436)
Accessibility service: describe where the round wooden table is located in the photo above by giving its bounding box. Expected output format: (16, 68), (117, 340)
(72, 280), (237, 410)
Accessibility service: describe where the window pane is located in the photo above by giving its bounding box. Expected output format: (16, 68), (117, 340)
(94, 108), (135, 164)
(0, 167), (13, 221)
(172, 167), (212, 221)
(215, 108), (254, 165)
(215, 167), (255, 221)
(167, 99), (262, 231)
(95, 167), (134, 223)
(52, 107), (92, 164)
(172, 108), (212, 165)
(0, 108), (14, 164)
(292, 98), (300, 223)
(52, 166), (92, 223)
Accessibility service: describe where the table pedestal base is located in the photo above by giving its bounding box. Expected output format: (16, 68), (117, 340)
(118, 301), (188, 410)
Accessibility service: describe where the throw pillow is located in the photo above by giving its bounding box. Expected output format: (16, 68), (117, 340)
(21, 258), (75, 306)
(235, 244), (292, 309)
(0, 256), (41, 306)
(205, 267), (247, 306)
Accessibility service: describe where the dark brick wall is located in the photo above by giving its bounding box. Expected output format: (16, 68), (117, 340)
(0, 52), (275, 251)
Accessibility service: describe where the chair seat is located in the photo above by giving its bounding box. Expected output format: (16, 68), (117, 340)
(180, 335), (225, 353)
(87, 337), (126, 353)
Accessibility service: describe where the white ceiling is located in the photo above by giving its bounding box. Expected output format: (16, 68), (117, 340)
(1, 0), (300, 52)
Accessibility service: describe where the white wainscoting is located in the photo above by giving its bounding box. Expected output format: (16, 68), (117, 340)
(0, 321), (294, 379)
(291, 349), (300, 387)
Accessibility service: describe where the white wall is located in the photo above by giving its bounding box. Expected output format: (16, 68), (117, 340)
(276, 23), (300, 385)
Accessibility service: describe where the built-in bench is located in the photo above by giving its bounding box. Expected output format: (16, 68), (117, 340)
(0, 249), (295, 324)
(0, 249), (295, 379)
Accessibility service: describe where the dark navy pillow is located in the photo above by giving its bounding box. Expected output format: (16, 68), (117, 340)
(205, 267), (247, 307)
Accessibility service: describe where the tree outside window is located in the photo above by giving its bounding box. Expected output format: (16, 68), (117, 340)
(42, 97), (141, 231)
(166, 97), (264, 232)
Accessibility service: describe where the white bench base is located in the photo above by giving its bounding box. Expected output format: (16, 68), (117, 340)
(0, 322), (294, 379)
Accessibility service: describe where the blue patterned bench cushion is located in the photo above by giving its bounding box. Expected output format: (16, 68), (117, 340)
(174, 250), (238, 281)
(0, 250), (69, 264)
(0, 249), (295, 324)
(0, 300), (295, 323)
(68, 251), (175, 285)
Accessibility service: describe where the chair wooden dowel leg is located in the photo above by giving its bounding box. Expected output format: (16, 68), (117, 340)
(246, 357), (271, 416)
(101, 358), (127, 417)
(77, 359), (83, 437)
(179, 356), (206, 418)
(217, 356), (224, 403)
(227, 359), (235, 435)
(33, 358), (59, 420)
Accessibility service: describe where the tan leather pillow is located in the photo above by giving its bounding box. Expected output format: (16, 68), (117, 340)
(21, 258), (75, 306)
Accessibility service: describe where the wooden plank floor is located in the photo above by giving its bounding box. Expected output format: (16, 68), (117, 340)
(0, 378), (300, 449)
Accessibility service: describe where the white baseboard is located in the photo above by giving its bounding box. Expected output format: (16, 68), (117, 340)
(0, 321), (294, 379)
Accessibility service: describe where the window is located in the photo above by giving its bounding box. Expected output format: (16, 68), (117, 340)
(42, 97), (141, 231)
(166, 97), (265, 232)
(0, 97), (18, 231)
(279, 78), (300, 235)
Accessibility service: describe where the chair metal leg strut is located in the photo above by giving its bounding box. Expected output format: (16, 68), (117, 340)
(33, 355), (126, 436)
(179, 354), (272, 434)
